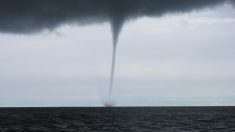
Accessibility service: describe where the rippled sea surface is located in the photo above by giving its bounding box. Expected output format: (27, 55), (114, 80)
(0, 107), (235, 132)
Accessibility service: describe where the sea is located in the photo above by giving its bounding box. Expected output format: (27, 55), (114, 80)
(0, 107), (235, 132)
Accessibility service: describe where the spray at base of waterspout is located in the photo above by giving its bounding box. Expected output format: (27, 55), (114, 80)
(104, 98), (116, 107)
(104, 102), (115, 107)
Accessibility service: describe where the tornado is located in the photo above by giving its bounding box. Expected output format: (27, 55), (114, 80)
(105, 16), (124, 107)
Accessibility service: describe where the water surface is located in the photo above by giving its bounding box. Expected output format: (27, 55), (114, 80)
(0, 107), (235, 131)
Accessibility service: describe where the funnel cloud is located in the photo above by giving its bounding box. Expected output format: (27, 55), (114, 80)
(0, 0), (234, 106)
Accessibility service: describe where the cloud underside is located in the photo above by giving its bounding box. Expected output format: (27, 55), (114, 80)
(0, 0), (232, 34)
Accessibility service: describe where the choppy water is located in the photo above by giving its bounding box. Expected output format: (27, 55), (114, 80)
(0, 107), (235, 132)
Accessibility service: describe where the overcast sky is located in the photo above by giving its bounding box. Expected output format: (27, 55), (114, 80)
(0, 2), (235, 106)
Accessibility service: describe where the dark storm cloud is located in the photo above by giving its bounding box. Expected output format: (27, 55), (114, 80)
(228, 0), (235, 6)
(0, 0), (231, 34)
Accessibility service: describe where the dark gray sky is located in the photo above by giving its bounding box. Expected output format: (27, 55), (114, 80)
(0, 0), (235, 106)
(0, 0), (230, 33)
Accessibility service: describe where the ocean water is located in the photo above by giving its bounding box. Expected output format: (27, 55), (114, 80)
(0, 107), (235, 132)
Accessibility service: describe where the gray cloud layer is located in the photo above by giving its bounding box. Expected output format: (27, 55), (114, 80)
(0, 0), (232, 35)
